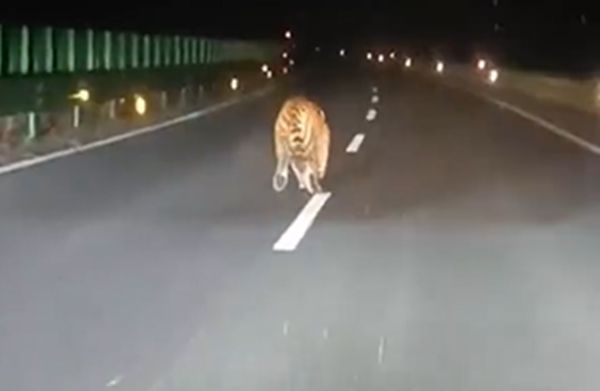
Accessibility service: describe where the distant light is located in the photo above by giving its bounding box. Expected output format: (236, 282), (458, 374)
(315, 46), (321, 52)
(285, 30), (292, 39)
(261, 64), (269, 73)
(378, 54), (385, 63)
(477, 59), (487, 70)
(339, 49), (346, 57)
(71, 88), (90, 102)
(283, 67), (289, 75)
(404, 57), (412, 68)
(267, 70), (273, 79)
(289, 59), (295, 66)
(489, 68), (499, 83)
(134, 95), (147, 115)
(230, 77), (239, 91)
(282, 52), (289, 59)
(436, 61), (445, 73)
(390, 52), (396, 59)
(367, 52), (373, 61)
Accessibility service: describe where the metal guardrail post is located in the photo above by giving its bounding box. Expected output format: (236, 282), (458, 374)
(67, 29), (75, 72)
(20, 26), (30, 74)
(198, 84), (204, 101)
(160, 91), (168, 110)
(153, 35), (161, 67)
(0, 25), (3, 76)
(85, 29), (94, 71)
(142, 35), (151, 69)
(108, 100), (116, 119)
(26, 112), (37, 141)
(72, 105), (81, 128)
(117, 33), (126, 70)
(180, 87), (187, 108)
(103, 31), (112, 70)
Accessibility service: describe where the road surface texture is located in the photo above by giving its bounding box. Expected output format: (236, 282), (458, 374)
(1, 64), (600, 391)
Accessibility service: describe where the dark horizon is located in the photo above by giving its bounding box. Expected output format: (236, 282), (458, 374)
(0, 1), (598, 72)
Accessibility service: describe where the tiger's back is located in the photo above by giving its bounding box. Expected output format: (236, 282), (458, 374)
(272, 96), (330, 193)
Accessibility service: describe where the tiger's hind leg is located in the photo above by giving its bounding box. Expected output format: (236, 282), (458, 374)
(309, 171), (323, 194)
(309, 155), (324, 194)
(272, 154), (290, 192)
(290, 161), (306, 190)
(302, 164), (322, 195)
(317, 123), (331, 180)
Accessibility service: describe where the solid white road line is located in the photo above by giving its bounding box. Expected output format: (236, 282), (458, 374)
(485, 96), (600, 155)
(0, 87), (273, 177)
(346, 133), (366, 153)
(273, 192), (332, 252)
(371, 95), (379, 104)
(366, 109), (378, 121)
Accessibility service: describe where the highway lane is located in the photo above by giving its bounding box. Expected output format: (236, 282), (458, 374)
(2, 66), (600, 391)
(0, 69), (367, 391)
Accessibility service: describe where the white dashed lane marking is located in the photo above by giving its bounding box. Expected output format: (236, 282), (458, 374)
(346, 133), (366, 153)
(273, 192), (332, 252)
(366, 109), (378, 121)
(377, 337), (386, 365)
(106, 375), (123, 388)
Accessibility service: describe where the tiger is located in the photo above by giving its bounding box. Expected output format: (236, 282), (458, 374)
(272, 96), (331, 194)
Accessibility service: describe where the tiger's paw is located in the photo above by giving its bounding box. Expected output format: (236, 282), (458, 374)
(272, 174), (288, 192)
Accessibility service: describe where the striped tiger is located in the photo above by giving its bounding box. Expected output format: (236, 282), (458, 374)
(272, 96), (331, 194)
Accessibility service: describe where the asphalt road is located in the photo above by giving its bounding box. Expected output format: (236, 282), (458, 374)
(1, 65), (600, 391)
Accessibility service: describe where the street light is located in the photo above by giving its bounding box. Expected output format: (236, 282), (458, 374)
(378, 54), (385, 63)
(285, 30), (292, 39)
(367, 52), (373, 61)
(404, 57), (412, 68)
(477, 59), (487, 70)
(266, 70), (273, 79)
(340, 49), (346, 57)
(390, 51), (396, 59)
(282, 52), (289, 59)
(261, 64), (269, 73)
(488, 69), (499, 83)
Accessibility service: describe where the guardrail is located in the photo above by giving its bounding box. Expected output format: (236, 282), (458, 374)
(0, 23), (283, 163)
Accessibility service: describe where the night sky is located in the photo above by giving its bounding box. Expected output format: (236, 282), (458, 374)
(1, 0), (598, 71)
